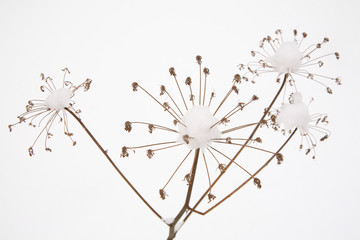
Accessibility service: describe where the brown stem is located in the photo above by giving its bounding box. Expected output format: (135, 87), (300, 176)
(65, 108), (162, 220)
(167, 148), (200, 240)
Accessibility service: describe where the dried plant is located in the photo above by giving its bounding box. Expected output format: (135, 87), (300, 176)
(10, 29), (340, 239)
(9, 68), (92, 155)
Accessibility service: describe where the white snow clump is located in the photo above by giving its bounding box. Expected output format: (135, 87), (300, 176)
(161, 218), (184, 233)
(276, 92), (311, 132)
(178, 106), (221, 150)
(267, 41), (303, 74)
(45, 88), (73, 111)
(175, 220), (184, 232)
(162, 217), (175, 225)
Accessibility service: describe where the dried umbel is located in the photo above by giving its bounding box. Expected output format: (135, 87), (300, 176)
(9, 68), (92, 155)
(275, 92), (330, 159)
(123, 56), (278, 203)
(240, 29), (341, 94)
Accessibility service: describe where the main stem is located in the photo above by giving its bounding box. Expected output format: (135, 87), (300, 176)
(167, 148), (200, 240)
(65, 108), (162, 220)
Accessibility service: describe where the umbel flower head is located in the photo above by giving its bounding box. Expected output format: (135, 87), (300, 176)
(122, 56), (275, 201)
(9, 68), (92, 156)
(240, 29), (341, 94)
(275, 92), (330, 159)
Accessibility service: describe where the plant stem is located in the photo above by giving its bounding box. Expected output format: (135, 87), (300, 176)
(167, 148), (200, 240)
(65, 108), (162, 220)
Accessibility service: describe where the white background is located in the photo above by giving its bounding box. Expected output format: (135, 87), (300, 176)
(1, 0), (359, 239)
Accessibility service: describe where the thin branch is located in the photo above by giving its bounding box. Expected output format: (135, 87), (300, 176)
(127, 141), (177, 150)
(65, 108), (163, 220)
(130, 121), (178, 133)
(213, 85), (234, 116)
(202, 71), (208, 106)
(162, 150), (193, 190)
(153, 143), (184, 152)
(213, 141), (276, 155)
(208, 146), (252, 176)
(199, 64), (202, 105)
(202, 151), (212, 192)
(221, 122), (258, 134)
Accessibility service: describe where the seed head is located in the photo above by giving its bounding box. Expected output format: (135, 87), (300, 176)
(276, 153), (284, 165)
(159, 189), (168, 200)
(196, 55), (202, 64)
(320, 135), (329, 142)
(28, 147), (34, 157)
(208, 193), (216, 203)
(233, 74), (241, 83)
(169, 67), (176, 76)
(124, 121), (132, 132)
(253, 177), (262, 189)
(203, 67), (210, 75)
(10, 68), (90, 154)
(182, 135), (190, 144)
(335, 52), (340, 60)
(218, 163), (226, 173)
(132, 82), (139, 91)
(184, 173), (191, 185)
(148, 124), (155, 134)
(120, 146), (129, 157)
(147, 149), (154, 159)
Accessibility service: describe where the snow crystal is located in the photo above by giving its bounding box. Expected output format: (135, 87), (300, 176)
(276, 93), (311, 132)
(45, 88), (73, 111)
(178, 106), (221, 150)
(267, 41), (303, 74)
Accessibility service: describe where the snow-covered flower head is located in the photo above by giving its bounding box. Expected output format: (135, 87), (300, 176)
(9, 68), (92, 156)
(122, 56), (264, 201)
(275, 92), (330, 159)
(177, 105), (221, 150)
(240, 29), (341, 94)
(276, 92), (311, 132)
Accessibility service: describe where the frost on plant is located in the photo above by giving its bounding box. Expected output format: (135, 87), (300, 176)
(276, 92), (312, 132)
(123, 55), (267, 203)
(9, 68), (92, 155)
(240, 29), (341, 94)
(177, 106), (221, 150)
(275, 92), (330, 159)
